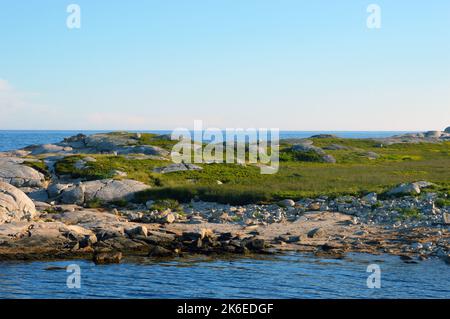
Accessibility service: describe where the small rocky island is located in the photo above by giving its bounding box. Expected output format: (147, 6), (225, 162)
(0, 128), (449, 264)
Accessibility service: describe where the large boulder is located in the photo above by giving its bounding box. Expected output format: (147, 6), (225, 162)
(387, 181), (433, 196)
(291, 143), (325, 155)
(61, 184), (85, 205)
(0, 182), (37, 224)
(0, 158), (45, 187)
(84, 179), (150, 202)
(55, 179), (150, 204)
(445, 127), (450, 133)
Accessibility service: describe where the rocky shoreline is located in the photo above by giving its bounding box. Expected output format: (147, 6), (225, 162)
(0, 130), (450, 264)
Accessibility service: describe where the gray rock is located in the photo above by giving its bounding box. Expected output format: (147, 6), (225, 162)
(24, 144), (73, 155)
(291, 143), (325, 155)
(125, 225), (148, 238)
(57, 179), (150, 205)
(0, 158), (45, 187)
(278, 199), (295, 207)
(48, 183), (73, 198)
(387, 183), (421, 196)
(84, 179), (150, 203)
(445, 127), (450, 133)
(27, 189), (50, 202)
(153, 163), (203, 174)
(61, 185), (85, 205)
(0, 182), (37, 224)
(362, 192), (377, 204)
(111, 170), (127, 177)
(322, 154), (336, 163)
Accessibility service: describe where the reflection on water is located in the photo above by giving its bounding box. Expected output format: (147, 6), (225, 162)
(0, 253), (449, 299)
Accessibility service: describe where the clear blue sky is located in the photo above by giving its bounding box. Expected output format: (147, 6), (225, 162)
(0, 0), (449, 130)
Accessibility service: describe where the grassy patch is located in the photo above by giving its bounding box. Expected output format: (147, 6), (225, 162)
(435, 198), (450, 208)
(397, 208), (422, 220)
(149, 199), (183, 212)
(85, 198), (104, 209)
(54, 139), (450, 205)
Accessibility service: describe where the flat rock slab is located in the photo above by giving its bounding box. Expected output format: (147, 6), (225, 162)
(56, 179), (150, 204)
(0, 158), (45, 188)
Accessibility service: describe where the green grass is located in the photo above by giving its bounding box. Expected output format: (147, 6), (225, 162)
(85, 198), (104, 209)
(53, 139), (450, 205)
(136, 133), (178, 150)
(397, 208), (423, 221)
(149, 199), (183, 212)
(435, 198), (450, 208)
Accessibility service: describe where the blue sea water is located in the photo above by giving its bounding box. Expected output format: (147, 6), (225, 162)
(0, 253), (449, 299)
(0, 130), (411, 152)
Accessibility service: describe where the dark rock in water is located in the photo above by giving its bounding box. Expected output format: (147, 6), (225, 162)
(445, 127), (450, 133)
(148, 245), (174, 257)
(245, 238), (265, 251)
(443, 255), (450, 265)
(44, 266), (67, 271)
(400, 255), (413, 261)
(93, 251), (122, 264)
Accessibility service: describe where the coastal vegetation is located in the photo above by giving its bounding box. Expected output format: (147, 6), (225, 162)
(52, 137), (450, 205)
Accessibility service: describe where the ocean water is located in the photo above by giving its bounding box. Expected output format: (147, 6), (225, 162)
(0, 253), (449, 299)
(0, 130), (411, 152)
